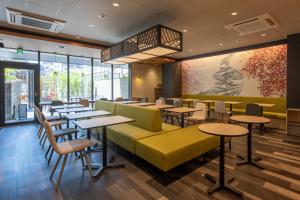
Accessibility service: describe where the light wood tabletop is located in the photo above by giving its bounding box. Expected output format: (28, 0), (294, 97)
(129, 102), (155, 106)
(198, 123), (248, 137)
(64, 110), (111, 120)
(230, 115), (271, 124)
(164, 107), (202, 113)
(51, 104), (84, 110)
(147, 104), (175, 110)
(224, 101), (243, 105)
(73, 115), (135, 130)
(56, 107), (94, 114)
(182, 98), (196, 102)
(115, 100), (140, 104)
(255, 103), (276, 108)
(199, 100), (215, 103)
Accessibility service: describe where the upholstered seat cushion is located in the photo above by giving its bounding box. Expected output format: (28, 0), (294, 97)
(107, 123), (180, 153)
(136, 125), (227, 172)
(58, 139), (93, 154)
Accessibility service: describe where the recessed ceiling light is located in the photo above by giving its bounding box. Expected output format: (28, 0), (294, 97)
(231, 12), (238, 16)
(89, 24), (95, 27)
(183, 29), (188, 33)
(219, 43), (224, 46)
(76, 36), (81, 39)
(98, 14), (105, 19)
(113, 3), (120, 7)
(261, 33), (267, 37)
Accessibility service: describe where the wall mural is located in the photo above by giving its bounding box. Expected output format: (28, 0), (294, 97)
(181, 44), (287, 97)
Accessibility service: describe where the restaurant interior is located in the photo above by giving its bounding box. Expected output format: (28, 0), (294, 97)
(1, 0), (300, 199)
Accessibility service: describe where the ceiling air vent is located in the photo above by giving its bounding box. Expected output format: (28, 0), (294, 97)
(224, 13), (279, 36)
(6, 7), (65, 33)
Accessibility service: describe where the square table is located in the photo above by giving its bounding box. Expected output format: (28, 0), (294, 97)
(74, 115), (135, 179)
(164, 107), (202, 128)
(182, 99), (196, 107)
(50, 104), (84, 110)
(199, 100), (215, 116)
(64, 110), (111, 127)
(56, 107), (94, 115)
(255, 103), (276, 114)
(224, 101), (243, 112)
(147, 104), (175, 110)
(115, 100), (140, 104)
(129, 102), (155, 106)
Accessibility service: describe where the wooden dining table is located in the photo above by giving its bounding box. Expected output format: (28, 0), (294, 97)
(164, 107), (202, 128)
(198, 123), (248, 196)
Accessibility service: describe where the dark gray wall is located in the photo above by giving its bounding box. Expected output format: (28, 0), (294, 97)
(162, 62), (181, 97)
(287, 33), (300, 108)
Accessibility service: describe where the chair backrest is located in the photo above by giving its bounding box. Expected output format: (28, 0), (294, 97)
(79, 99), (89, 107)
(44, 120), (61, 154)
(192, 99), (201, 108)
(141, 97), (148, 102)
(192, 103), (207, 119)
(100, 98), (108, 101)
(246, 103), (262, 116)
(115, 97), (123, 102)
(35, 106), (44, 125)
(215, 101), (227, 113)
(51, 100), (64, 106)
(174, 99), (182, 107)
(155, 99), (163, 105)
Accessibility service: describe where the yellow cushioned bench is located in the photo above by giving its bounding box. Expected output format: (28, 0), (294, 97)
(106, 104), (180, 153)
(136, 125), (228, 172)
(182, 94), (286, 120)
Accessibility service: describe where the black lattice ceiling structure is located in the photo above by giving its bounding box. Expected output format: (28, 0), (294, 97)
(101, 25), (182, 64)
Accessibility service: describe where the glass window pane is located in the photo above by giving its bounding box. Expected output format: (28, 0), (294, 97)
(113, 64), (129, 99)
(69, 56), (92, 101)
(0, 48), (38, 63)
(93, 59), (112, 100)
(40, 53), (68, 102)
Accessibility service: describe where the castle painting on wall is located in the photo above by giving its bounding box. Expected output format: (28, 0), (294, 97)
(181, 44), (287, 97)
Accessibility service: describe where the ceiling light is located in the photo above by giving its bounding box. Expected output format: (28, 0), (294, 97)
(219, 43), (223, 46)
(183, 29), (188, 33)
(231, 12), (238, 16)
(57, 45), (65, 49)
(113, 3), (120, 7)
(261, 33), (267, 37)
(89, 24), (95, 27)
(98, 14), (105, 19)
(76, 36), (81, 39)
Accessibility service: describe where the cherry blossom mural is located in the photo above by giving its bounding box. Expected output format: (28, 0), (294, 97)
(181, 44), (287, 97)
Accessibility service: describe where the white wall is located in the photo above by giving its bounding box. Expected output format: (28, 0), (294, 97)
(131, 63), (162, 102)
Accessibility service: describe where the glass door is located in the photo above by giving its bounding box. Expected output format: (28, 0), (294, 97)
(0, 61), (40, 126)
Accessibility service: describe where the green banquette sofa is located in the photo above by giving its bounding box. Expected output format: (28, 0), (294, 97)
(95, 100), (230, 172)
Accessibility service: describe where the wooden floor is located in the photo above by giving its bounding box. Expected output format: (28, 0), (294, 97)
(1, 123), (300, 200)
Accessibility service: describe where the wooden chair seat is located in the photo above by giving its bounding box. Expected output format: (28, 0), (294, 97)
(53, 128), (78, 137)
(57, 139), (93, 154)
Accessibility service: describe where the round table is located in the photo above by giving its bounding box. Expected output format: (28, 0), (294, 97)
(230, 115), (271, 169)
(198, 123), (248, 196)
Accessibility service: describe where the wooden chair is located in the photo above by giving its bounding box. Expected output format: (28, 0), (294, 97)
(44, 120), (93, 191)
(79, 99), (89, 107)
(186, 103), (207, 126)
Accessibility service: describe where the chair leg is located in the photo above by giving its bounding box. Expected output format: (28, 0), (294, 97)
(55, 154), (68, 190)
(50, 154), (62, 179)
(171, 116), (174, 125)
(40, 131), (46, 145)
(37, 125), (43, 138)
(45, 144), (52, 158)
(176, 116), (181, 125)
(42, 134), (47, 149)
(79, 151), (85, 167)
(82, 151), (93, 179)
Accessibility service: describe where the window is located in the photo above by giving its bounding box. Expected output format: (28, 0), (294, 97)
(93, 59), (112, 100)
(40, 53), (68, 101)
(113, 64), (129, 99)
(0, 48), (38, 63)
(69, 56), (92, 101)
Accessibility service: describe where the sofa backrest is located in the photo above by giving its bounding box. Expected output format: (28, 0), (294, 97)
(182, 94), (286, 113)
(95, 100), (117, 114)
(115, 104), (162, 132)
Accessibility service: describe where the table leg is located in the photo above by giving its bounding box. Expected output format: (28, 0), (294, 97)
(181, 113), (185, 128)
(207, 103), (210, 118)
(92, 126), (125, 179)
(205, 136), (242, 196)
(229, 104), (233, 116)
(237, 123), (264, 169)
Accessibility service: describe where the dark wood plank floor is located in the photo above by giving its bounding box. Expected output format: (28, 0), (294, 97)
(1, 123), (300, 200)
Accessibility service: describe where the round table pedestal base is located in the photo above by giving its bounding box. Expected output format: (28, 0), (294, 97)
(205, 173), (242, 196)
(236, 155), (264, 169)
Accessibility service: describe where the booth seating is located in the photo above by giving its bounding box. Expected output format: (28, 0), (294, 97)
(95, 100), (231, 172)
(182, 95), (286, 120)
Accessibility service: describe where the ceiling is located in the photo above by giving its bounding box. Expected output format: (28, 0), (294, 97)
(0, 0), (300, 59)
